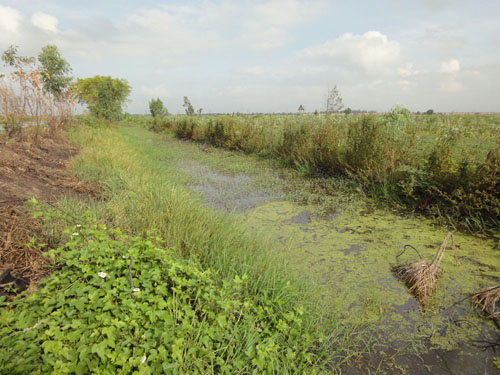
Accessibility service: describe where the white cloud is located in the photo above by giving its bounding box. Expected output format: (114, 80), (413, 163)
(241, 0), (326, 50)
(398, 63), (419, 77)
(31, 12), (59, 32)
(235, 65), (276, 76)
(254, 0), (324, 27)
(440, 58), (460, 73)
(440, 78), (463, 92)
(0, 6), (22, 33)
(424, 0), (456, 10)
(301, 31), (402, 73)
(140, 84), (169, 98)
(122, 8), (225, 60)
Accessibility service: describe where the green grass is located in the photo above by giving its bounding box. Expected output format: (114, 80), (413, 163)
(0, 122), (370, 374)
(144, 111), (500, 232)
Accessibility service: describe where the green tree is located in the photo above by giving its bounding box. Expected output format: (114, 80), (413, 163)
(149, 98), (168, 117)
(344, 107), (352, 115)
(38, 45), (72, 98)
(298, 105), (304, 113)
(425, 109), (434, 115)
(183, 96), (195, 116)
(75, 76), (131, 120)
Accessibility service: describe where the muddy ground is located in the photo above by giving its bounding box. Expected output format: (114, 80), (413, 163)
(0, 134), (95, 297)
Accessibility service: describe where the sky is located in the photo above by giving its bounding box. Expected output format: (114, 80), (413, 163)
(0, 0), (499, 114)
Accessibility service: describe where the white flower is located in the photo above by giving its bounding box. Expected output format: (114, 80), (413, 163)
(98, 272), (107, 278)
(72, 232), (79, 236)
(140, 355), (147, 364)
(76, 224), (82, 228)
(23, 322), (40, 332)
(132, 288), (140, 292)
(122, 255), (128, 259)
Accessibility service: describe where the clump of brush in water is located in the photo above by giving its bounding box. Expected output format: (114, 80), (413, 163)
(472, 286), (500, 324)
(393, 232), (455, 306)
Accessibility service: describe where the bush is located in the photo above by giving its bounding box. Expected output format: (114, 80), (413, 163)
(174, 118), (196, 139)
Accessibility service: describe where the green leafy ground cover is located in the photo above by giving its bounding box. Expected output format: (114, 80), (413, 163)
(0, 219), (318, 374)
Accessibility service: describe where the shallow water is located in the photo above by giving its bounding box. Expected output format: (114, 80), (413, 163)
(178, 160), (280, 212)
(180, 157), (500, 374)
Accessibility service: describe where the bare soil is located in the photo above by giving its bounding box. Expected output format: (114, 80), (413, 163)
(0, 134), (96, 298)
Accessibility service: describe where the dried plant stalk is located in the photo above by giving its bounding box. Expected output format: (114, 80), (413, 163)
(472, 286), (500, 320)
(393, 232), (455, 306)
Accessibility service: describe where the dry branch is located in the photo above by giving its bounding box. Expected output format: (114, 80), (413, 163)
(472, 286), (500, 320)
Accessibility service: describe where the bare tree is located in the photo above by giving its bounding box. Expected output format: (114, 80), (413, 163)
(325, 85), (344, 114)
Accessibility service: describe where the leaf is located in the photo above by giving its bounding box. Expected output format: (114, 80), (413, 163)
(91, 341), (108, 362)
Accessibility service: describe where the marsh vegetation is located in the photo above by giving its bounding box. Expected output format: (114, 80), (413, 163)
(148, 111), (500, 233)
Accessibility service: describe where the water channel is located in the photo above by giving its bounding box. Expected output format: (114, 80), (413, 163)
(178, 149), (500, 374)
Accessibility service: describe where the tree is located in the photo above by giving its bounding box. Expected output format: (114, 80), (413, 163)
(183, 96), (195, 116)
(1, 45), (75, 138)
(314, 109), (319, 115)
(344, 107), (352, 115)
(425, 109), (434, 115)
(38, 45), (72, 99)
(1, 45), (40, 136)
(75, 76), (131, 120)
(149, 98), (168, 117)
(298, 105), (304, 113)
(325, 85), (344, 114)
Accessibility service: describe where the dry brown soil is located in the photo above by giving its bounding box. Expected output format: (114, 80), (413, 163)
(0, 134), (95, 298)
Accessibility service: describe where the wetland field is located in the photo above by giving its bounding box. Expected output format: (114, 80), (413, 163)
(1, 3), (499, 372)
(137, 115), (500, 374)
(1, 114), (499, 374)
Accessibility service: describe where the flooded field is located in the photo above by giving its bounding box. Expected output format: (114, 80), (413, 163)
(180, 155), (500, 374)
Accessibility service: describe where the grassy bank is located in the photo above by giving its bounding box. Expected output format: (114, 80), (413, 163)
(147, 111), (500, 232)
(0, 122), (368, 374)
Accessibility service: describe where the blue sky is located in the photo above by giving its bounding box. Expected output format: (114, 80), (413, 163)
(0, 0), (499, 113)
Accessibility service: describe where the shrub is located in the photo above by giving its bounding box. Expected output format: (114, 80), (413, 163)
(174, 118), (196, 139)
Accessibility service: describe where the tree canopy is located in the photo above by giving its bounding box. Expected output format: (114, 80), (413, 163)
(149, 98), (168, 117)
(38, 45), (72, 98)
(75, 76), (131, 120)
(183, 96), (195, 116)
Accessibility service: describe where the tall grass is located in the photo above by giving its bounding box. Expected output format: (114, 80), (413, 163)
(65, 123), (369, 372)
(148, 112), (500, 232)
